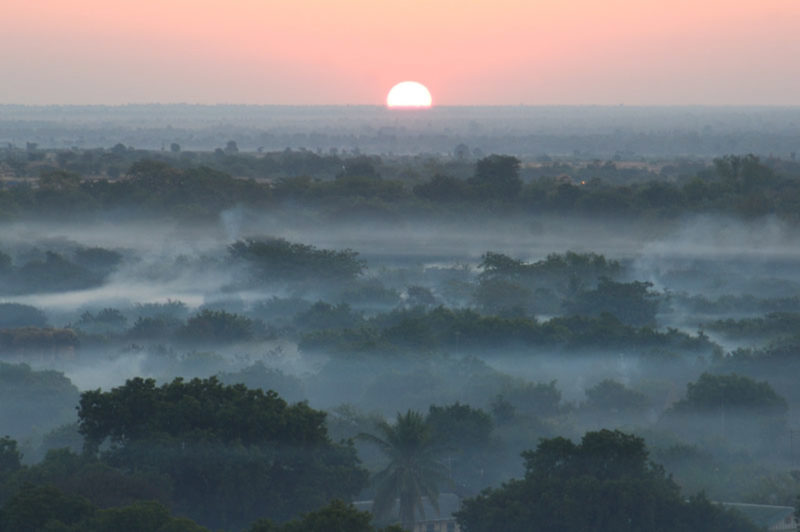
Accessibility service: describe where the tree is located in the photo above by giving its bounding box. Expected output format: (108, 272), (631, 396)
(713, 154), (774, 191)
(0, 363), (80, 440)
(412, 174), (470, 202)
(358, 411), (448, 530)
(337, 155), (381, 179)
(456, 430), (759, 532)
(229, 238), (365, 284)
(77, 377), (367, 530)
(247, 499), (403, 532)
(473, 278), (532, 315)
(0, 437), (21, 478)
(405, 286), (437, 307)
(426, 403), (493, 492)
(583, 379), (648, 413)
(0, 485), (94, 532)
(671, 372), (787, 413)
(564, 278), (660, 327)
(87, 501), (210, 532)
(468, 155), (522, 200)
(0, 303), (48, 328)
(224, 140), (239, 155)
(179, 309), (254, 344)
(76, 308), (128, 335)
(664, 373), (788, 446)
(0, 485), (210, 532)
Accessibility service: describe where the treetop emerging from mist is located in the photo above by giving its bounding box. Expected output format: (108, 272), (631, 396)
(229, 237), (365, 283)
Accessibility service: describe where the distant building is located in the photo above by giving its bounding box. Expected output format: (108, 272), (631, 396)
(722, 503), (798, 531)
(354, 493), (461, 532)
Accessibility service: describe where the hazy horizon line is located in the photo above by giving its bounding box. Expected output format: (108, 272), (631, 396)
(3, 103), (800, 110)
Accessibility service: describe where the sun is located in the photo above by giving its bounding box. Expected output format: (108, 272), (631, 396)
(386, 81), (433, 109)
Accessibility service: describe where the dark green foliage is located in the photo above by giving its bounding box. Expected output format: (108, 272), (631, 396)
(714, 154), (776, 191)
(179, 309), (254, 344)
(338, 279), (401, 308)
(478, 251), (621, 311)
(248, 499), (392, 532)
(0, 303), (48, 328)
(13, 448), (172, 510)
(405, 285), (437, 307)
(127, 316), (183, 341)
(674, 293), (800, 316)
(704, 312), (800, 340)
(86, 500), (211, 532)
(564, 278), (660, 327)
(663, 373), (788, 450)
(0, 438), (21, 478)
(500, 381), (562, 419)
(468, 155), (522, 200)
(78, 377), (326, 451)
(122, 160), (268, 216)
(0, 363), (80, 440)
(455, 430), (759, 532)
(650, 444), (719, 500)
(583, 379), (648, 413)
(413, 174), (471, 202)
(2, 150), (799, 220)
(489, 395), (516, 425)
(133, 300), (189, 321)
(75, 308), (128, 335)
(77, 377), (367, 529)
(337, 155), (381, 179)
(427, 403), (493, 450)
(335, 306), (715, 357)
(0, 485), (94, 532)
(426, 403), (494, 492)
(10, 251), (100, 294)
(671, 373), (787, 414)
(473, 278), (532, 315)
(324, 175), (407, 201)
(229, 237), (365, 283)
(37, 424), (84, 458)
(0, 485), (209, 532)
(481, 250), (620, 280)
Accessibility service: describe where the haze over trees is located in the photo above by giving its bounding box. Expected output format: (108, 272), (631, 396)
(3, 122), (800, 530)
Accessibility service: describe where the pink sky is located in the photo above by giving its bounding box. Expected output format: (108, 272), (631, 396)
(2, 0), (799, 105)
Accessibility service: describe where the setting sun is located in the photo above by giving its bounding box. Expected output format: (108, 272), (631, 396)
(386, 81), (433, 108)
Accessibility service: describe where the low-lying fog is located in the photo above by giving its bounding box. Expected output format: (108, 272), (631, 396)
(5, 207), (800, 507)
(4, 211), (800, 387)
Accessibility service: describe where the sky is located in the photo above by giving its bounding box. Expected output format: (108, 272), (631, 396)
(2, 0), (799, 106)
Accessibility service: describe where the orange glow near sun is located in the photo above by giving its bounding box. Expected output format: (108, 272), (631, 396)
(386, 81), (433, 108)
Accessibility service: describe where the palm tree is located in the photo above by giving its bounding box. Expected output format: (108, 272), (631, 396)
(358, 410), (448, 531)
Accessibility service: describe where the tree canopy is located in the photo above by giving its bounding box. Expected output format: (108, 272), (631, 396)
(77, 377), (367, 530)
(456, 430), (759, 532)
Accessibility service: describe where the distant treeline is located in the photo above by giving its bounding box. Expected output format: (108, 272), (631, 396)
(2, 152), (800, 220)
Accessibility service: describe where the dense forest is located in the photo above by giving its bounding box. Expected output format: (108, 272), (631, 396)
(2, 142), (800, 530)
